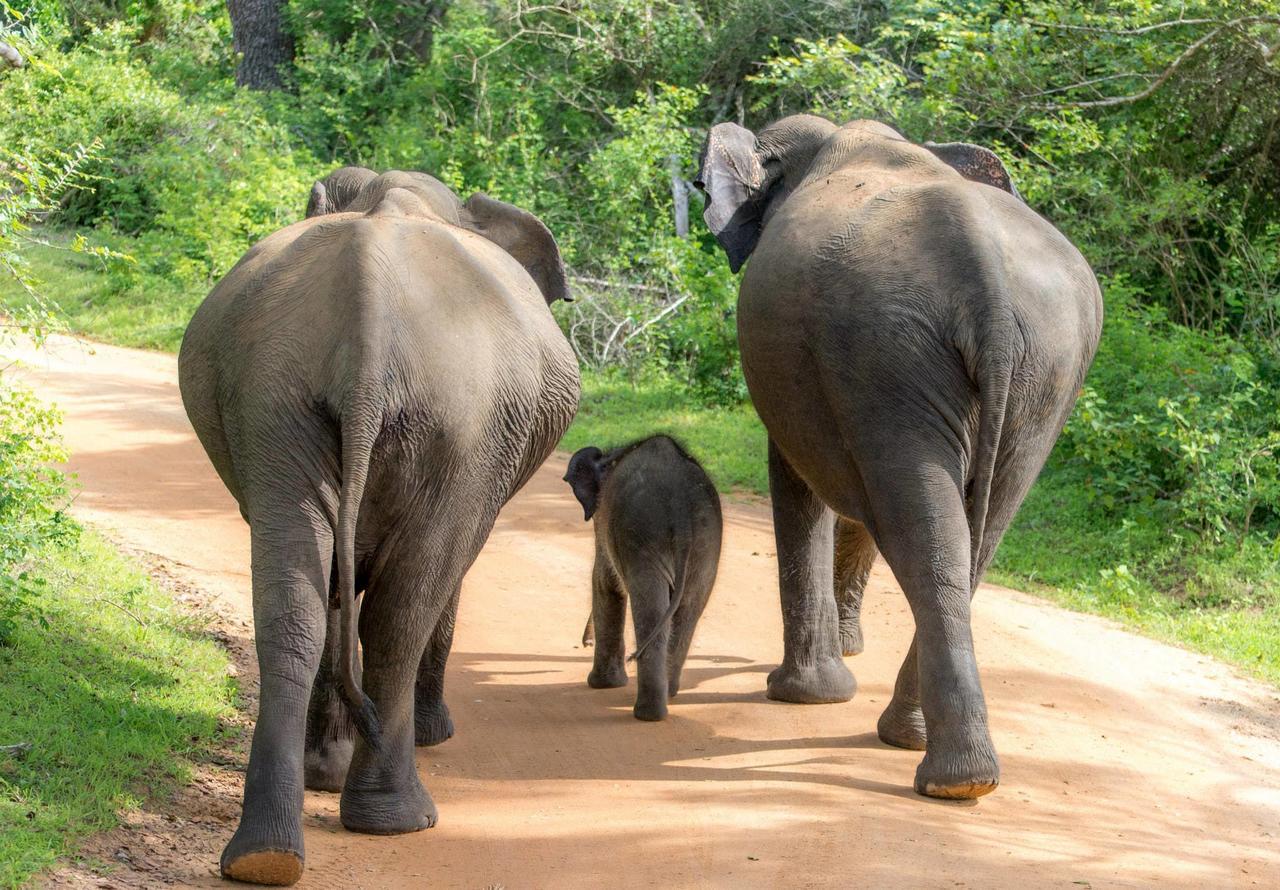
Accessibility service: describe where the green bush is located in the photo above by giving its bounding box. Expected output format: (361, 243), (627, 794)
(1062, 282), (1280, 549)
(0, 28), (320, 288)
(0, 384), (75, 647)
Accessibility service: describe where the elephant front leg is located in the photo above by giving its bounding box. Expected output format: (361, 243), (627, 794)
(587, 557), (627, 689)
(834, 516), (876, 656)
(765, 440), (856, 704)
(304, 603), (358, 792)
(222, 522), (331, 886)
(414, 584), (460, 747)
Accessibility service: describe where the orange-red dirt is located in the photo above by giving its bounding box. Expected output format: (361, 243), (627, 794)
(10, 335), (1279, 889)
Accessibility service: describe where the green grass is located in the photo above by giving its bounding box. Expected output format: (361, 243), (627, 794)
(0, 532), (237, 887)
(564, 371), (769, 493)
(1, 233), (204, 352)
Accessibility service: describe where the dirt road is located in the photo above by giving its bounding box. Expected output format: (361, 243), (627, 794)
(9, 335), (1280, 889)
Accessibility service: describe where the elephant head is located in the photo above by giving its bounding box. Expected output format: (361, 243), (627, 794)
(693, 115), (1020, 272)
(307, 168), (571, 304)
(306, 166), (380, 217)
(564, 446), (605, 520)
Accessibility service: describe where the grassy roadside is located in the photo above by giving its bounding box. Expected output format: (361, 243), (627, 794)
(7, 234), (1277, 687)
(0, 532), (236, 887)
(1, 234), (198, 353)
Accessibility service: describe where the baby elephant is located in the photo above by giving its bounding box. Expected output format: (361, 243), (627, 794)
(565, 436), (723, 721)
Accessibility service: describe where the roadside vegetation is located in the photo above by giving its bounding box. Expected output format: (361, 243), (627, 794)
(1, 0), (1277, 704)
(0, 534), (237, 886)
(0, 52), (236, 889)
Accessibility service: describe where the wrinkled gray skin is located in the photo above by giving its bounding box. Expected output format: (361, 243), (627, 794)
(179, 167), (580, 885)
(564, 437), (723, 722)
(305, 165), (378, 218)
(695, 116), (1102, 800)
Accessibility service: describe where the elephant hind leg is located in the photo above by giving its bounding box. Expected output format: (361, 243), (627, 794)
(222, 513), (332, 886)
(834, 516), (876, 656)
(304, 602), (359, 791)
(414, 583), (460, 747)
(664, 552), (718, 699)
(861, 455), (998, 800)
(340, 506), (497, 835)
(587, 558), (627, 690)
(877, 634), (927, 750)
(625, 568), (674, 721)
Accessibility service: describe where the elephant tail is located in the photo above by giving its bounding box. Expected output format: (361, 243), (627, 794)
(628, 547), (691, 663)
(335, 394), (381, 747)
(967, 329), (1014, 593)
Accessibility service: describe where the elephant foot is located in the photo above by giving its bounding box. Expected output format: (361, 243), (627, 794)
(633, 691), (668, 722)
(839, 619), (865, 657)
(877, 698), (927, 750)
(304, 737), (354, 792)
(341, 779), (437, 835)
(220, 826), (304, 886)
(588, 665), (627, 689)
(414, 703), (455, 747)
(766, 657), (855, 704)
(913, 739), (1000, 800)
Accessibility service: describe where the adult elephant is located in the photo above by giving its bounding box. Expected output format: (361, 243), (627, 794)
(695, 116), (1102, 800)
(179, 169), (579, 885)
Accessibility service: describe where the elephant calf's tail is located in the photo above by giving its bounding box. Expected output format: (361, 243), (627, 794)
(628, 548), (691, 663)
(335, 396), (381, 747)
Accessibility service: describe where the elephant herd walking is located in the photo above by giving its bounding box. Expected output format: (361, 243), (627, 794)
(178, 115), (1102, 886)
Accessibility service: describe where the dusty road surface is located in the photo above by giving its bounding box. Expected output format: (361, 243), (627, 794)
(8, 335), (1280, 889)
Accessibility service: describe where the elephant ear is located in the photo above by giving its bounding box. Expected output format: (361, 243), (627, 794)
(305, 181), (331, 218)
(922, 142), (1022, 201)
(563, 447), (605, 521)
(694, 122), (768, 273)
(462, 193), (571, 304)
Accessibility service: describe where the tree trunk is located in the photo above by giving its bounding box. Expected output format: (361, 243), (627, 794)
(227, 0), (294, 90)
(394, 2), (450, 64)
(668, 155), (690, 238)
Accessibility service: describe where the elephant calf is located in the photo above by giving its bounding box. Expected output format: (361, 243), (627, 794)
(565, 436), (722, 721)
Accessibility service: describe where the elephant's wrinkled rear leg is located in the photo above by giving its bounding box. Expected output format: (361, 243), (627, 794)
(222, 517), (331, 886)
(834, 516), (876, 657)
(304, 601), (358, 791)
(628, 570), (674, 721)
(414, 583), (460, 747)
(587, 555), (627, 689)
(877, 635), (927, 750)
(765, 439), (856, 704)
(867, 461), (998, 799)
(341, 512), (495, 836)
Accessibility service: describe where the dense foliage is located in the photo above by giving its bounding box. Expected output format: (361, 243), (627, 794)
(0, 145), (92, 644)
(1, 1), (1277, 646)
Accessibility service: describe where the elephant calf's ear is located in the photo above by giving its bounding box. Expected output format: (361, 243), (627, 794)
(462, 193), (571, 304)
(923, 142), (1022, 201)
(564, 447), (605, 521)
(695, 122), (768, 273)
